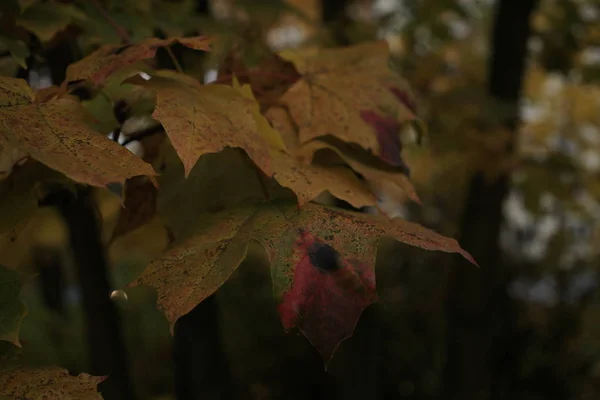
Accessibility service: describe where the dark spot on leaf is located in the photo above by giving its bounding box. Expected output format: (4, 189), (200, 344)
(308, 242), (341, 273)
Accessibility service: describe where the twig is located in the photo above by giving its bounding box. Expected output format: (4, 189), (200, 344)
(110, 128), (121, 143)
(121, 124), (164, 146)
(89, 0), (131, 44)
(165, 46), (183, 73)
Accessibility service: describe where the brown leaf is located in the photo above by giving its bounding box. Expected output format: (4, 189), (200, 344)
(65, 36), (211, 86)
(0, 77), (157, 187)
(128, 72), (272, 177)
(129, 206), (261, 329)
(0, 365), (105, 399)
(0, 77), (32, 106)
(264, 105), (299, 150)
(299, 139), (422, 206)
(271, 149), (376, 208)
(279, 41), (418, 162)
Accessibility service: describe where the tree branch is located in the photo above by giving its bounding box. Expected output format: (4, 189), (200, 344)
(88, 0), (131, 44)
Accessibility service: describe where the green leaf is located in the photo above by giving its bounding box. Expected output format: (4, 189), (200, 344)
(0, 36), (29, 69)
(15, 3), (87, 42)
(0, 162), (69, 241)
(157, 145), (289, 239)
(0, 265), (26, 347)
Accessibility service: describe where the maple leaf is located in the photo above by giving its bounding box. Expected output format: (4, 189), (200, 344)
(129, 205), (262, 329)
(298, 139), (422, 205)
(127, 72), (272, 177)
(278, 41), (420, 165)
(253, 203), (475, 363)
(130, 201), (475, 363)
(0, 265), (26, 347)
(0, 77), (157, 187)
(270, 149), (377, 208)
(65, 36), (211, 86)
(0, 364), (105, 400)
(230, 78), (375, 207)
(232, 76), (287, 151)
(15, 2), (86, 42)
(264, 105), (299, 150)
(263, 104), (419, 207)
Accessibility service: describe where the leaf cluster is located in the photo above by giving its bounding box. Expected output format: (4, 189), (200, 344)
(0, 2), (477, 396)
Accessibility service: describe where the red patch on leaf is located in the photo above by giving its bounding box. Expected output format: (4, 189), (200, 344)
(360, 110), (410, 174)
(389, 86), (417, 114)
(278, 231), (378, 365)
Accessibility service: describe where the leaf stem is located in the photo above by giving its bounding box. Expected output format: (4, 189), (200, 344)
(88, 0), (132, 44)
(165, 46), (184, 73)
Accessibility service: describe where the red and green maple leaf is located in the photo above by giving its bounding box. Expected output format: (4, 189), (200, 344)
(129, 201), (475, 364)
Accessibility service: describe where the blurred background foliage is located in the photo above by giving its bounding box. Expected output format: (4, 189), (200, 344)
(3, 0), (600, 399)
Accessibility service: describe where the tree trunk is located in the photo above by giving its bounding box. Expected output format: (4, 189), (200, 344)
(173, 296), (233, 400)
(43, 188), (136, 400)
(443, 1), (539, 399)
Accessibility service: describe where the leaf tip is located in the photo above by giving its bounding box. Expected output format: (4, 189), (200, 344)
(460, 249), (479, 268)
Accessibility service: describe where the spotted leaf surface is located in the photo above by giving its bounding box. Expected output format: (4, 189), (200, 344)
(129, 72), (272, 177)
(0, 365), (105, 400)
(0, 77), (157, 187)
(65, 36), (211, 86)
(129, 206), (262, 329)
(132, 200), (473, 362)
(279, 41), (419, 164)
(270, 149), (377, 208)
(253, 202), (475, 363)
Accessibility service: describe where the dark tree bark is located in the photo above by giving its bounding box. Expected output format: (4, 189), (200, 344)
(34, 247), (65, 316)
(321, 0), (351, 45)
(443, 1), (539, 399)
(42, 188), (135, 400)
(173, 296), (233, 400)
